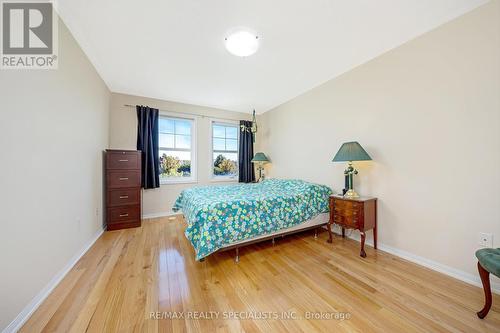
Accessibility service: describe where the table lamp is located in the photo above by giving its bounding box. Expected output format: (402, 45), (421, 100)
(332, 142), (372, 198)
(251, 152), (269, 182)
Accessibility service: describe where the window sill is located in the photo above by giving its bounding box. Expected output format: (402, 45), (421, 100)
(160, 179), (198, 186)
(210, 177), (238, 183)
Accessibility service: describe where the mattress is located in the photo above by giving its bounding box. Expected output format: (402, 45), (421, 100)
(173, 179), (332, 260)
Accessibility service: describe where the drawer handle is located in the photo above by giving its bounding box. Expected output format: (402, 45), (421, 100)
(119, 177), (129, 181)
(119, 196), (129, 199)
(119, 159), (129, 162)
(119, 213), (129, 217)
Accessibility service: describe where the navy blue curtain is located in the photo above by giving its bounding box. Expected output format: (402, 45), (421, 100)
(238, 120), (255, 183)
(136, 105), (160, 189)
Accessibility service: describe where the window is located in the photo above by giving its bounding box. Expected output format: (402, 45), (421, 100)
(159, 116), (196, 183)
(211, 121), (239, 179)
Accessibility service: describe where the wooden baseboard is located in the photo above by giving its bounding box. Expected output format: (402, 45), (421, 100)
(141, 211), (180, 219)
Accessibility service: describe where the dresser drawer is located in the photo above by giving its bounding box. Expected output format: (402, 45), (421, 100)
(334, 198), (362, 211)
(107, 188), (140, 207)
(107, 170), (141, 189)
(334, 205), (360, 218)
(107, 220), (141, 231)
(333, 214), (359, 228)
(106, 151), (140, 170)
(107, 205), (140, 224)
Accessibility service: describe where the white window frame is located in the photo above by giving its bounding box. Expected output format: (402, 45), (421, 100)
(209, 119), (239, 182)
(159, 112), (197, 185)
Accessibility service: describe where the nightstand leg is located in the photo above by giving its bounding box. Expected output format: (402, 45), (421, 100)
(360, 232), (367, 258)
(342, 227), (345, 238)
(327, 223), (333, 243)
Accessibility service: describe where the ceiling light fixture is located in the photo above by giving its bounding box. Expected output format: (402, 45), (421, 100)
(224, 29), (259, 57)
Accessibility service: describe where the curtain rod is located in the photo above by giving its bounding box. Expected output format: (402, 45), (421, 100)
(123, 104), (248, 123)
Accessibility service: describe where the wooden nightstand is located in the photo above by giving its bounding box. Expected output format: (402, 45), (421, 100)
(327, 195), (377, 258)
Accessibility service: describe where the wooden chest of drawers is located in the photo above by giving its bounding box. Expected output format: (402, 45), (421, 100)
(327, 195), (377, 258)
(105, 150), (141, 230)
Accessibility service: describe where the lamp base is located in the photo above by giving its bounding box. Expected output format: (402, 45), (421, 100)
(257, 165), (264, 182)
(344, 189), (360, 198)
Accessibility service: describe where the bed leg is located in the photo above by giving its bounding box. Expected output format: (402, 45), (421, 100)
(314, 228), (318, 239)
(272, 237), (275, 245)
(235, 248), (239, 263)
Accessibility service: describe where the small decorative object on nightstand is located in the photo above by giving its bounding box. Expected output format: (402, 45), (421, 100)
(251, 152), (269, 182)
(327, 195), (377, 258)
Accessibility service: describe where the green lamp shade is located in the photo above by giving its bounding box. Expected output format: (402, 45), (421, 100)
(251, 152), (269, 163)
(332, 141), (372, 162)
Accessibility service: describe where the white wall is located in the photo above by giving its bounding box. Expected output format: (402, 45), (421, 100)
(0, 20), (110, 331)
(109, 93), (251, 217)
(257, 1), (500, 280)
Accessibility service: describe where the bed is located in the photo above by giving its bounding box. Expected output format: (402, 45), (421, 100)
(173, 179), (332, 261)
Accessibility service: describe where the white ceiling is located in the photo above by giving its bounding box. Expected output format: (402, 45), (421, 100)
(57, 0), (487, 114)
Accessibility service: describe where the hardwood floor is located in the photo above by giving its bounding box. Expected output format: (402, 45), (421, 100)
(21, 216), (500, 332)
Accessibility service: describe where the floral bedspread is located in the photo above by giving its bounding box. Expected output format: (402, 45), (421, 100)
(173, 179), (332, 260)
